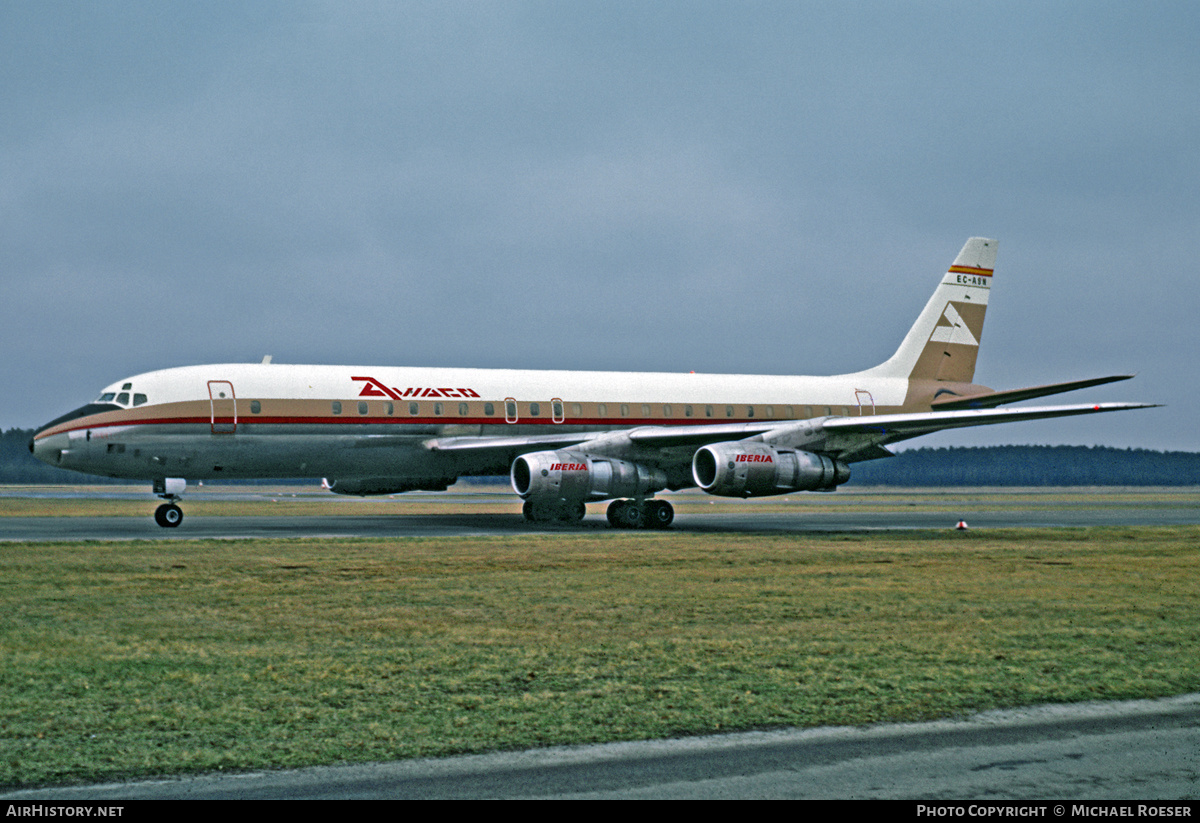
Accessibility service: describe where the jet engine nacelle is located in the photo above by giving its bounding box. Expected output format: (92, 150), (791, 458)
(326, 477), (453, 495)
(511, 450), (667, 504)
(692, 442), (850, 498)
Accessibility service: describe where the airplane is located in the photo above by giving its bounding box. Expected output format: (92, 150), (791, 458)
(30, 238), (1157, 529)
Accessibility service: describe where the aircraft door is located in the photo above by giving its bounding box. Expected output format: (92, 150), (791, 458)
(208, 381), (237, 433)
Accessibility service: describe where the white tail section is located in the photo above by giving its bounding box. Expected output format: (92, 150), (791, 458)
(865, 237), (997, 383)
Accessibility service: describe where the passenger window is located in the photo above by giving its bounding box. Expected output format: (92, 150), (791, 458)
(385, 402), (394, 416)
(332, 401), (342, 414)
(529, 403), (540, 416)
(598, 404), (607, 417)
(765, 406), (774, 418)
(705, 405), (713, 418)
(641, 404), (650, 417)
(458, 403), (468, 416)
(571, 403), (581, 417)
(747, 406), (755, 418)
(484, 403), (495, 416)
(250, 401), (261, 414)
(133, 394), (148, 406)
(662, 405), (672, 417)
(725, 405), (734, 418)
(434, 402), (443, 415)
(620, 404), (629, 417)
(358, 401), (369, 415)
(684, 405), (693, 417)
(409, 402), (419, 415)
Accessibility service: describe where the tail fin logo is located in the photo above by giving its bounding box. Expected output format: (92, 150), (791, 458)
(928, 303), (979, 347)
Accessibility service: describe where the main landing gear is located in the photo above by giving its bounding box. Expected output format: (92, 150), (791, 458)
(521, 498), (675, 528)
(606, 498), (674, 529)
(523, 500), (587, 524)
(153, 477), (187, 528)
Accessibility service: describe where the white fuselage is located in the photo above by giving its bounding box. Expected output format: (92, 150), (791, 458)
(31, 361), (917, 484)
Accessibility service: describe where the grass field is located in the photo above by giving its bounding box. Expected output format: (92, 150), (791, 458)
(2, 523), (1199, 789)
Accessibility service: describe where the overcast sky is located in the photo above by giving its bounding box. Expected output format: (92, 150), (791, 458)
(3, 1), (1196, 452)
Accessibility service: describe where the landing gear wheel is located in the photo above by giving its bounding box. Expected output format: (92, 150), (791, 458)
(607, 499), (648, 528)
(558, 501), (587, 523)
(646, 499), (674, 529)
(524, 500), (587, 524)
(620, 500), (646, 529)
(155, 503), (183, 528)
(606, 499), (627, 527)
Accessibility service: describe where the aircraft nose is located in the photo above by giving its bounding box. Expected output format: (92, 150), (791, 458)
(30, 431), (68, 467)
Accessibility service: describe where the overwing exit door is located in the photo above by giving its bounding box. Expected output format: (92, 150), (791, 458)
(208, 381), (237, 433)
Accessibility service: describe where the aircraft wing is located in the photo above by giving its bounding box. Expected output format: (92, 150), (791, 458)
(930, 375), (1135, 410)
(816, 402), (1160, 461)
(424, 403), (1158, 471)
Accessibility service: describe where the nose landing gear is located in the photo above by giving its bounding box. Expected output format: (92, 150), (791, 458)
(152, 477), (187, 528)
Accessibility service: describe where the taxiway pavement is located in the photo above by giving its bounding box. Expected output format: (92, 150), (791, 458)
(4, 694), (1198, 799)
(3, 504), (1200, 541)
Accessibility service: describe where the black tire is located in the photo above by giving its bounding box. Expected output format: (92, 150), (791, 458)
(607, 499), (627, 527)
(559, 501), (587, 523)
(155, 503), (183, 528)
(647, 500), (674, 529)
(620, 501), (645, 529)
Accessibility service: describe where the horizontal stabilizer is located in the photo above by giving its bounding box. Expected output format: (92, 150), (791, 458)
(931, 375), (1135, 410)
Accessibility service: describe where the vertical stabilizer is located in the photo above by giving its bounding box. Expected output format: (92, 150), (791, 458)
(865, 237), (996, 383)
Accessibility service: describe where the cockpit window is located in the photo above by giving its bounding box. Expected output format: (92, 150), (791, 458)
(88, 384), (147, 408)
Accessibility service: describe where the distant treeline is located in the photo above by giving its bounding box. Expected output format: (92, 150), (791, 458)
(850, 445), (1200, 486)
(4, 427), (1198, 486)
